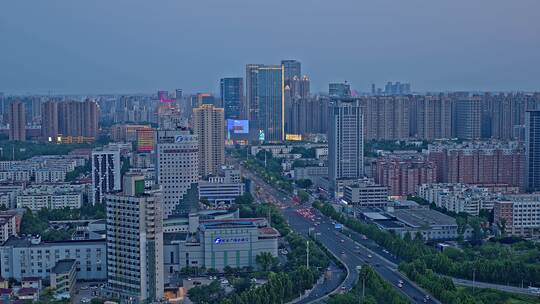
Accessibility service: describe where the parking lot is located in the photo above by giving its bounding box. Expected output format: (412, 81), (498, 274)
(72, 281), (106, 303)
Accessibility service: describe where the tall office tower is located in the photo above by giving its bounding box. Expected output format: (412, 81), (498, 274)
(329, 82), (351, 98)
(105, 173), (164, 303)
(328, 98), (364, 195)
(92, 148), (121, 205)
(414, 96), (452, 140)
(257, 65), (285, 142)
(193, 104), (225, 177)
(371, 83), (376, 95)
(156, 129), (199, 217)
(58, 99), (99, 138)
(281, 60), (301, 84)
(452, 98), (482, 139)
(220, 77), (243, 119)
(363, 96), (409, 140)
(41, 101), (59, 141)
(526, 110), (540, 192)
(8, 101), (26, 141)
(245, 64), (263, 123)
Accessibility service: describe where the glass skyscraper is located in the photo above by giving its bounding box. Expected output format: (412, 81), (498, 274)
(526, 110), (540, 192)
(257, 65), (284, 142)
(220, 77), (243, 120)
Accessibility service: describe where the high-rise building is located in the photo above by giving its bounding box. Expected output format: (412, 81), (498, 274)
(363, 96), (410, 140)
(8, 101), (25, 141)
(526, 110), (540, 192)
(105, 173), (164, 302)
(413, 95), (452, 139)
(289, 75), (310, 100)
(281, 59), (301, 83)
(196, 93), (216, 107)
(427, 141), (525, 191)
(257, 65), (284, 142)
(156, 129), (199, 217)
(328, 98), (364, 195)
(245, 64), (263, 123)
(220, 77), (243, 119)
(41, 101), (59, 141)
(193, 104), (225, 177)
(452, 98), (482, 139)
(57, 100), (99, 139)
(329, 82), (351, 98)
(384, 82), (411, 95)
(137, 128), (155, 153)
(92, 148), (121, 205)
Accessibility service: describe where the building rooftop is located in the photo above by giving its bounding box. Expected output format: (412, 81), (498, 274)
(391, 208), (456, 228)
(164, 232), (188, 245)
(2, 236), (105, 248)
(51, 259), (76, 274)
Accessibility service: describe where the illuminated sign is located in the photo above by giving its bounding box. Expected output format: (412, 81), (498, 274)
(214, 237), (249, 244)
(226, 119), (249, 134)
(286, 134), (302, 141)
(258, 130), (265, 141)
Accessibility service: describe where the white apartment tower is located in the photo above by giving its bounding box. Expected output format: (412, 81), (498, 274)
(92, 148), (121, 205)
(105, 173), (164, 303)
(156, 129), (199, 217)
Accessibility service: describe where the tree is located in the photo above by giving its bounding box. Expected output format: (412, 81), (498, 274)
(256, 252), (277, 271)
(296, 179), (312, 189)
(298, 190), (309, 203)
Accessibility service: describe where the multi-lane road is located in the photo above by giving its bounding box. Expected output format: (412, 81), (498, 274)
(234, 158), (437, 303)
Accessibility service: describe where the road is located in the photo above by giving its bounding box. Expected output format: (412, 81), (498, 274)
(234, 158), (436, 304)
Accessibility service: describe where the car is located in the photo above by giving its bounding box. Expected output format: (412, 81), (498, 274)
(398, 283), (403, 288)
(187, 277), (192, 281)
(398, 280), (404, 284)
(341, 251), (345, 255)
(193, 281), (202, 286)
(81, 298), (90, 303)
(340, 239), (345, 243)
(80, 286), (89, 290)
(367, 254), (372, 258)
(423, 299), (427, 303)
(375, 263), (380, 267)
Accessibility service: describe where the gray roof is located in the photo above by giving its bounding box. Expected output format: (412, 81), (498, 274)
(391, 208), (457, 229)
(51, 259), (76, 274)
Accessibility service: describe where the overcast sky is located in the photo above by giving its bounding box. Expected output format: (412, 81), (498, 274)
(1, 0), (539, 95)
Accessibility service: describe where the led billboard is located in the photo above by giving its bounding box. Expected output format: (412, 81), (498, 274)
(227, 119), (249, 134)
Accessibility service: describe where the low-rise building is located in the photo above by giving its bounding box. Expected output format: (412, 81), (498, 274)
(15, 186), (83, 211)
(0, 236), (106, 282)
(163, 217), (279, 277)
(359, 207), (460, 241)
(343, 182), (388, 208)
(417, 183), (499, 216)
(198, 166), (245, 206)
(0, 211), (18, 243)
(494, 194), (540, 237)
(50, 259), (77, 300)
(293, 166), (328, 182)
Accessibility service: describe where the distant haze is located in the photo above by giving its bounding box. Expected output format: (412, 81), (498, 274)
(1, 0), (539, 94)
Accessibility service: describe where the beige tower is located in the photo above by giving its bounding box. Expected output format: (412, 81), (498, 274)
(193, 104), (225, 178)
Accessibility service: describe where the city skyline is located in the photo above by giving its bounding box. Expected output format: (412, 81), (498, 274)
(1, 0), (540, 94)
